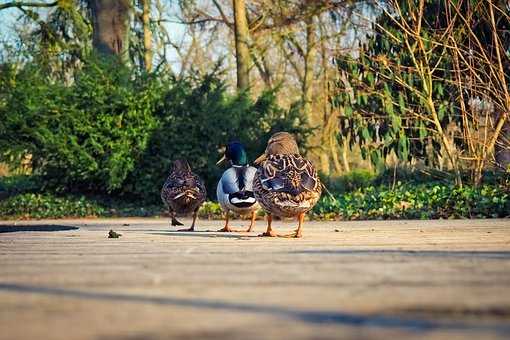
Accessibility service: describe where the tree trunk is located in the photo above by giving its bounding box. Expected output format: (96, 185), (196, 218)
(495, 112), (510, 170)
(89, 0), (131, 62)
(302, 16), (317, 120)
(341, 135), (351, 173)
(233, 0), (250, 91)
(142, 0), (153, 72)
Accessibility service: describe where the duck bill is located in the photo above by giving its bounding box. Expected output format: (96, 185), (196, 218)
(254, 153), (267, 165)
(216, 154), (226, 165)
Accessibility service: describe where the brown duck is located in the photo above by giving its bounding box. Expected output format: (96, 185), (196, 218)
(161, 160), (206, 231)
(253, 132), (322, 238)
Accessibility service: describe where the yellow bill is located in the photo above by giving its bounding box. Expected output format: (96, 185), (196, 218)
(254, 153), (267, 165)
(216, 154), (226, 165)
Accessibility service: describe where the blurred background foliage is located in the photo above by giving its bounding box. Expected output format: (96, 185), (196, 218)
(0, 0), (508, 219)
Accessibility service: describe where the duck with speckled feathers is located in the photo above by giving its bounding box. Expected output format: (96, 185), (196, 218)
(161, 160), (206, 231)
(216, 141), (260, 232)
(253, 132), (322, 238)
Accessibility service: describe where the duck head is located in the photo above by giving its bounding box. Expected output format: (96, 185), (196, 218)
(217, 140), (248, 166)
(171, 159), (191, 173)
(254, 132), (300, 164)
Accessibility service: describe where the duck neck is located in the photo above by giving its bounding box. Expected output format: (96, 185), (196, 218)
(228, 144), (248, 167)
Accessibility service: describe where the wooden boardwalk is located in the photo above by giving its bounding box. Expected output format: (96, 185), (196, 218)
(1, 218), (510, 339)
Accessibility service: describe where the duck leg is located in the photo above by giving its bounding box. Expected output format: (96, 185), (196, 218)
(178, 208), (198, 232)
(245, 210), (256, 232)
(280, 212), (304, 238)
(217, 211), (236, 232)
(166, 207), (183, 227)
(170, 210), (184, 226)
(258, 214), (278, 237)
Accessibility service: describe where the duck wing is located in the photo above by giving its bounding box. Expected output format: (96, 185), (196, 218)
(220, 166), (257, 193)
(259, 154), (319, 195)
(161, 171), (206, 204)
(217, 166), (257, 209)
(253, 154), (322, 217)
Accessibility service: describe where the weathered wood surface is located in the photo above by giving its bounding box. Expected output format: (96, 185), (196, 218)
(1, 218), (510, 339)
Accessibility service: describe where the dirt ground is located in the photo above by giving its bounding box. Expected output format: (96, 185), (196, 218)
(1, 217), (510, 340)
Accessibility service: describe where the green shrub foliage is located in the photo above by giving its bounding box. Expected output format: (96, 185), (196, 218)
(126, 73), (311, 202)
(320, 169), (376, 193)
(313, 183), (510, 220)
(0, 57), (159, 192)
(1, 183), (507, 220)
(0, 57), (311, 201)
(0, 193), (106, 219)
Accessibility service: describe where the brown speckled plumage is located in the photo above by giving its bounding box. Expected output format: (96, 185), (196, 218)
(161, 160), (206, 230)
(253, 154), (321, 217)
(253, 132), (321, 237)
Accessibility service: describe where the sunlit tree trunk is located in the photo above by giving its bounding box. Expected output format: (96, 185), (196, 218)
(233, 0), (250, 91)
(302, 16), (316, 120)
(142, 0), (153, 72)
(495, 113), (510, 170)
(89, 0), (131, 62)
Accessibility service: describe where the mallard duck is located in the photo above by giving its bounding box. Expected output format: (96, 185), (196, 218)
(216, 141), (259, 232)
(253, 132), (322, 238)
(161, 159), (206, 231)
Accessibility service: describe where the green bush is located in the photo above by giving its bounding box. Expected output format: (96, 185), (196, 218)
(321, 169), (375, 193)
(0, 191), (225, 220)
(0, 58), (311, 202)
(313, 183), (510, 220)
(122, 72), (312, 203)
(197, 201), (222, 219)
(0, 175), (41, 195)
(322, 167), (510, 197)
(0, 193), (105, 219)
(0, 57), (160, 193)
(1, 182), (508, 220)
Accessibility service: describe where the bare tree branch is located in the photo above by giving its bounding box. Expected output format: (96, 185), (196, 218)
(0, 1), (58, 11)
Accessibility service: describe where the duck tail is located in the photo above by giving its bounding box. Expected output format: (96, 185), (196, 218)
(228, 190), (256, 208)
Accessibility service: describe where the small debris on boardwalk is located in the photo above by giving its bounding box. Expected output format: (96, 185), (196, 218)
(108, 230), (122, 238)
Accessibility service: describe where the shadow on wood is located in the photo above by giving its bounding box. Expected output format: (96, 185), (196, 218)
(0, 225), (79, 233)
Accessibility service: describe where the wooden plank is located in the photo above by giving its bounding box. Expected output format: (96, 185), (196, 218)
(1, 218), (510, 339)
